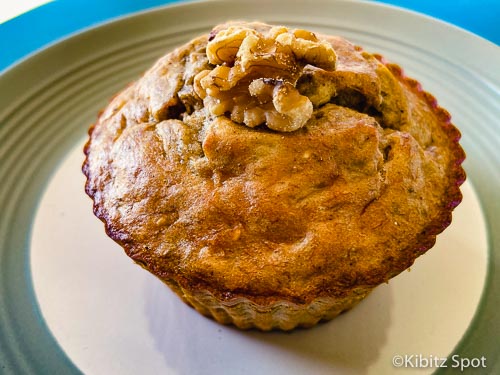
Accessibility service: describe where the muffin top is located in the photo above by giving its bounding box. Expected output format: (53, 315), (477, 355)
(83, 22), (465, 304)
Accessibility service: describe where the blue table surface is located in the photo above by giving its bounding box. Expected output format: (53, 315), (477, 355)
(0, 0), (499, 73)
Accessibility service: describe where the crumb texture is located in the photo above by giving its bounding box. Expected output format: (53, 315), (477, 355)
(83, 22), (465, 307)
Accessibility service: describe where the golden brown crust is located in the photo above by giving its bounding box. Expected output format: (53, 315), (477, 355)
(83, 22), (465, 328)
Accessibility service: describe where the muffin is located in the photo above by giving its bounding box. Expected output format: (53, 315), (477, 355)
(83, 22), (465, 330)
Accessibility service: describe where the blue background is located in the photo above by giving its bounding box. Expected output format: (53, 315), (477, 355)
(0, 0), (499, 72)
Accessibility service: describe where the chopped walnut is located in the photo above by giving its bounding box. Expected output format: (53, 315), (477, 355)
(193, 24), (337, 132)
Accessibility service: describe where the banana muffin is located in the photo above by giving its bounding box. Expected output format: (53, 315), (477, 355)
(83, 22), (465, 330)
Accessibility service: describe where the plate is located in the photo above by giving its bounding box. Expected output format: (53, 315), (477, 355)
(0, 0), (499, 374)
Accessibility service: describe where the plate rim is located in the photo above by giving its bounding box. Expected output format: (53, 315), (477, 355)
(1, 0), (499, 75)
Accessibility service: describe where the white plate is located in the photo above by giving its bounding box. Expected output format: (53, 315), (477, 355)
(32, 144), (487, 375)
(1, 0), (499, 374)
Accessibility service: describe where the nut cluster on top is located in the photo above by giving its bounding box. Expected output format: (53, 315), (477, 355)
(194, 25), (337, 132)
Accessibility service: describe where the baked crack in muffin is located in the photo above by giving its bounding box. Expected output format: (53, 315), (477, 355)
(83, 22), (465, 330)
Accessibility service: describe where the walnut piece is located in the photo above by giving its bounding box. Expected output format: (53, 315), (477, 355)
(194, 24), (337, 132)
